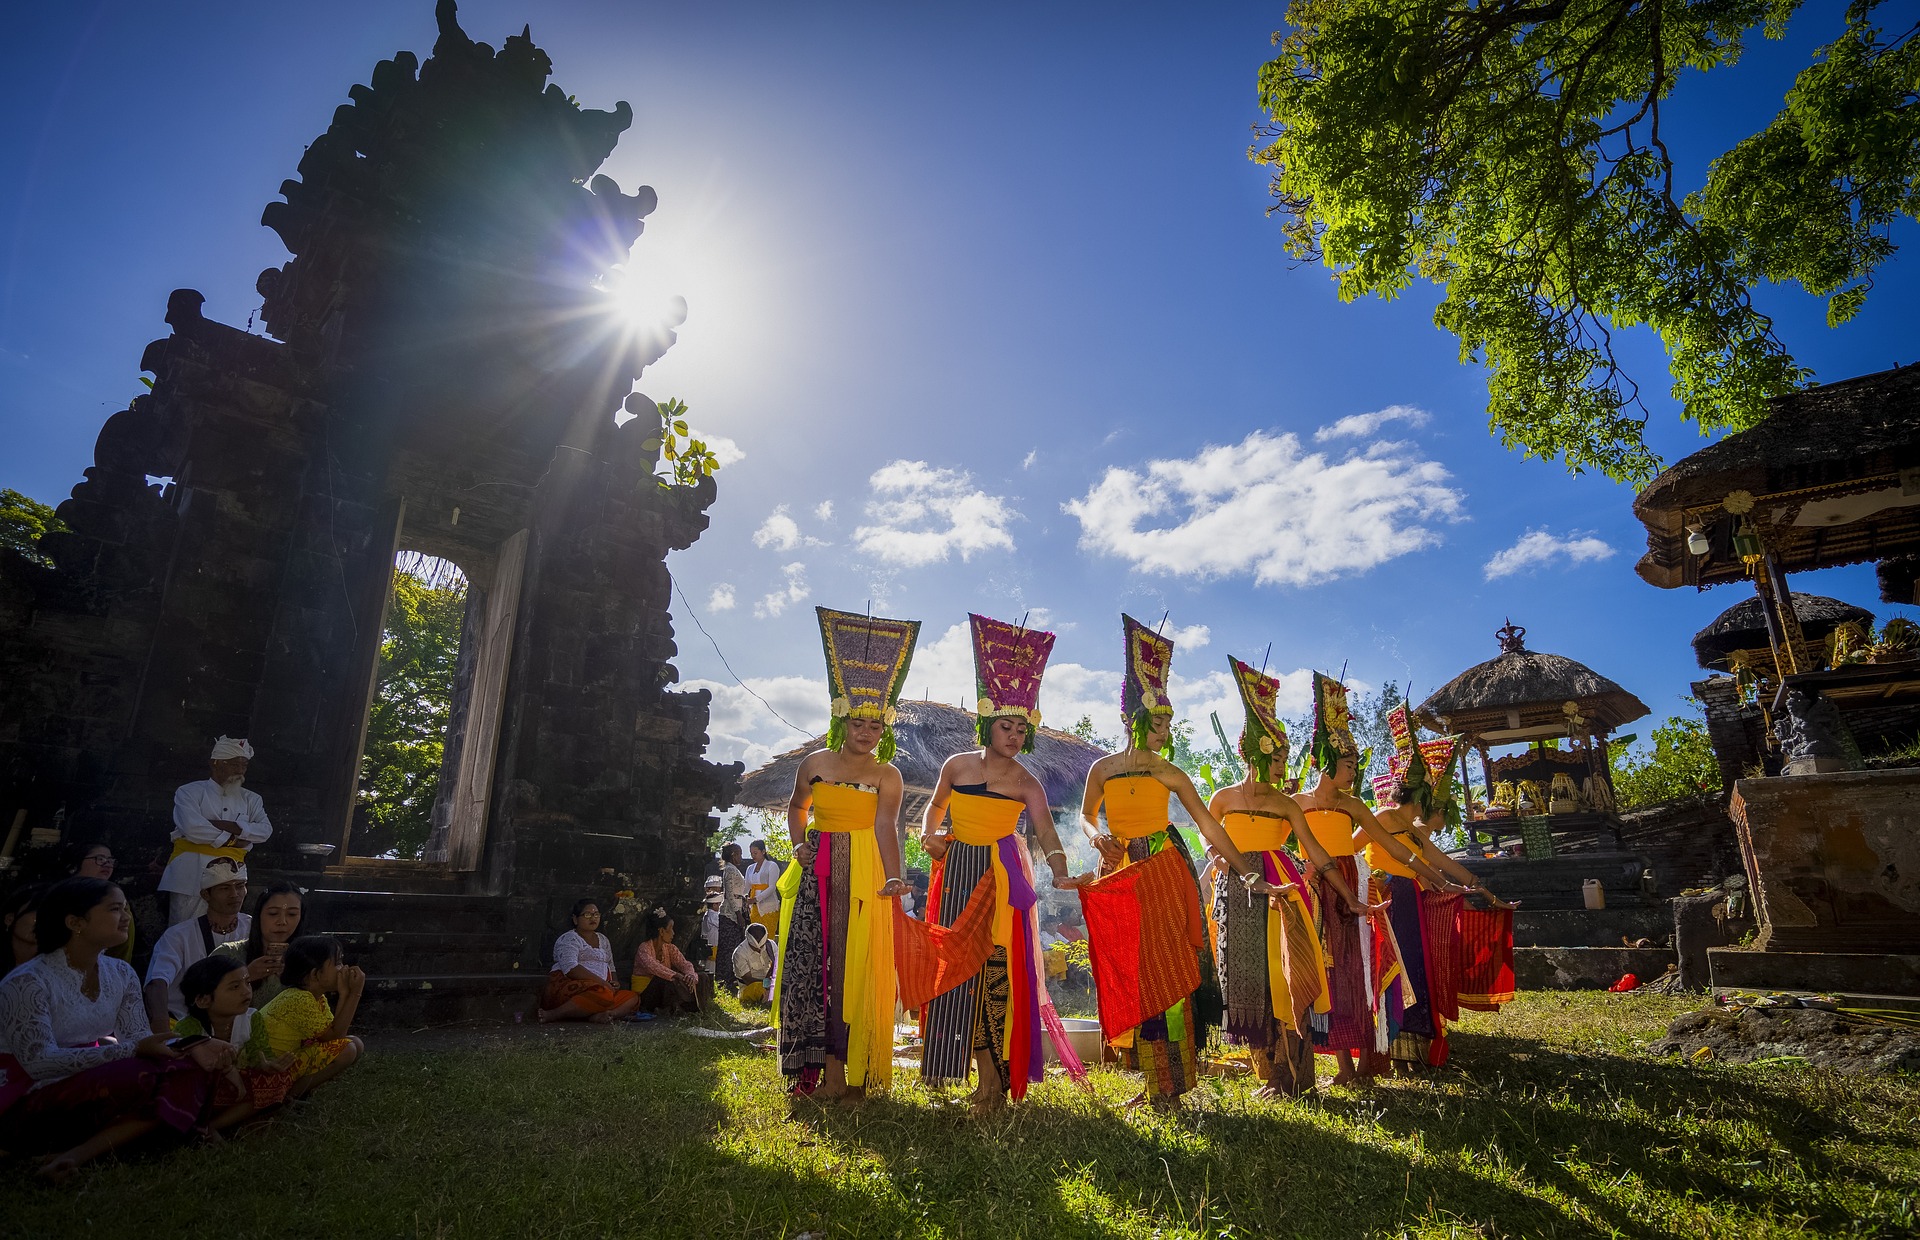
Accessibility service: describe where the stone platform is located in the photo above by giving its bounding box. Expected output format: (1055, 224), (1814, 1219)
(1707, 948), (1920, 997)
(1514, 946), (1675, 990)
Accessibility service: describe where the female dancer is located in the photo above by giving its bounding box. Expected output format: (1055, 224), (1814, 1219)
(775, 607), (917, 1102)
(1296, 673), (1469, 1086)
(1206, 657), (1373, 1098)
(1079, 615), (1277, 1112)
(920, 614), (1088, 1113)
(1369, 729), (1514, 1072)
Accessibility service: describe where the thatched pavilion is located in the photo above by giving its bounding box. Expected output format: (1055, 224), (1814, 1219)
(1415, 622), (1648, 853)
(1692, 593), (1874, 678)
(734, 699), (1106, 832)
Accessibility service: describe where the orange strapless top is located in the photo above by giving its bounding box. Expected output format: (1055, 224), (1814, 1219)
(1220, 809), (1292, 854)
(812, 781), (878, 832)
(1104, 772), (1172, 840)
(1364, 822), (1424, 879)
(949, 791), (1023, 846)
(1302, 807), (1357, 857)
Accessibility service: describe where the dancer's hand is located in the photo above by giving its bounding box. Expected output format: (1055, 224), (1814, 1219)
(794, 841), (815, 866)
(1478, 886), (1518, 910)
(1091, 833), (1125, 865)
(1052, 872), (1091, 890)
(923, 835), (949, 861)
(877, 877), (908, 900)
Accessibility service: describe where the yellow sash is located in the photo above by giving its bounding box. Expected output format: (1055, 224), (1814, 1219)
(947, 792), (1021, 846)
(171, 838), (247, 864)
(1220, 809), (1291, 854)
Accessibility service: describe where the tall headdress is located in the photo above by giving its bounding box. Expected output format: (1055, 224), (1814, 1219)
(1121, 614), (1175, 754)
(970, 613), (1053, 753)
(1391, 735), (1463, 829)
(1309, 671), (1359, 774)
(817, 606), (920, 763)
(1228, 656), (1288, 783)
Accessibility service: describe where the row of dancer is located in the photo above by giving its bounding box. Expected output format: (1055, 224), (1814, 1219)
(771, 607), (1514, 1113)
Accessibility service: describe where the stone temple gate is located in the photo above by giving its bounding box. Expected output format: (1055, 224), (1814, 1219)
(0, 4), (740, 1020)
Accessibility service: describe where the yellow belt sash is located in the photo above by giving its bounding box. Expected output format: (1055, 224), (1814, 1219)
(171, 838), (247, 863)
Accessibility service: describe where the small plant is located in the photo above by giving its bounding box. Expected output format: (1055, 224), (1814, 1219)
(626, 394), (723, 488)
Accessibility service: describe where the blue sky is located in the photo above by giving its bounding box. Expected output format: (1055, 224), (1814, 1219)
(5, 2), (1915, 771)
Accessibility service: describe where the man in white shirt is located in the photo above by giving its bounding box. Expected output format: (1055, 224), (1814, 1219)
(731, 921), (778, 1005)
(144, 857), (252, 1028)
(159, 736), (273, 924)
(743, 839), (783, 940)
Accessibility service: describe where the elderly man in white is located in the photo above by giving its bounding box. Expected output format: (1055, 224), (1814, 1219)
(159, 737), (272, 925)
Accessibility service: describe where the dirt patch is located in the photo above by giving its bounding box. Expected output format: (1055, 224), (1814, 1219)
(1650, 1005), (1920, 1074)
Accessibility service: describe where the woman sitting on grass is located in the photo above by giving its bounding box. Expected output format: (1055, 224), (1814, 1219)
(259, 935), (364, 1097)
(174, 953), (296, 1130)
(539, 899), (641, 1024)
(0, 877), (228, 1181)
(630, 908), (700, 1016)
(242, 883), (305, 1008)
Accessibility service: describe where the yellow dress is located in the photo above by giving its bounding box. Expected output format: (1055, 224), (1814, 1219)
(773, 780), (898, 1090)
(258, 987), (353, 1079)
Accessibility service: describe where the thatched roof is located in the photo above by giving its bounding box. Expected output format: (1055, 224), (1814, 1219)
(733, 699), (1104, 813)
(1415, 622), (1648, 740)
(1691, 592), (1874, 671)
(1634, 364), (1920, 589)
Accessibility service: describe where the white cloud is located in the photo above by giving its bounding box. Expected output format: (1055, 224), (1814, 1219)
(1022, 449), (1038, 470)
(852, 460), (1019, 567)
(1482, 529), (1617, 580)
(753, 562), (809, 618)
(752, 505), (825, 552)
(899, 622), (977, 706)
(691, 429), (746, 467)
(707, 583), (736, 612)
(1170, 623), (1210, 651)
(684, 674), (826, 768)
(1313, 404), (1431, 442)
(814, 500), (834, 521)
(1063, 430), (1463, 586)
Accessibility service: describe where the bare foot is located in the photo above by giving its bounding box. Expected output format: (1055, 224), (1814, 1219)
(36, 1153), (82, 1184)
(1329, 1070), (1357, 1088)
(535, 1007), (558, 1024)
(968, 1091), (1006, 1118)
(589, 1012), (615, 1025)
(1123, 1090), (1148, 1111)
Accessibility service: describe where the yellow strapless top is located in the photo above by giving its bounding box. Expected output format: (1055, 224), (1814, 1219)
(1364, 824), (1424, 880)
(949, 791), (1023, 846)
(1104, 772), (1172, 840)
(812, 780), (878, 832)
(1220, 809), (1292, 854)
(1302, 807), (1357, 857)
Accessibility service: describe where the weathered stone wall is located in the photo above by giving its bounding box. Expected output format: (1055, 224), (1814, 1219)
(1730, 769), (1920, 952)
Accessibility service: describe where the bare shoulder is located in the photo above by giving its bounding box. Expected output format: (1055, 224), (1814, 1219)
(877, 762), (905, 791)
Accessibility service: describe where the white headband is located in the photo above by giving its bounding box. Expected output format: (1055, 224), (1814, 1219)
(210, 736), (254, 761)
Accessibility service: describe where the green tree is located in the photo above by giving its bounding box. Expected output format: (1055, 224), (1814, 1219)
(0, 489), (65, 568)
(1608, 705), (1722, 808)
(1255, 1), (1919, 483)
(357, 565), (467, 858)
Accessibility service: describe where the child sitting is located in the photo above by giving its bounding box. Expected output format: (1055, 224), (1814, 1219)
(174, 952), (296, 1130)
(258, 936), (365, 1097)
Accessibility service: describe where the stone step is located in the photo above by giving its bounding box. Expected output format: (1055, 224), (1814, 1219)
(1708, 949), (1920, 997)
(331, 928), (538, 976)
(1457, 852), (1654, 910)
(357, 973), (544, 1029)
(1514, 946), (1675, 990)
(1512, 906), (1670, 948)
(298, 889), (528, 935)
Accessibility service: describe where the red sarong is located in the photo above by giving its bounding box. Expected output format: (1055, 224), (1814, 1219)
(1078, 848), (1204, 1041)
(893, 871), (997, 1012)
(1458, 906), (1515, 1011)
(1420, 891), (1464, 1023)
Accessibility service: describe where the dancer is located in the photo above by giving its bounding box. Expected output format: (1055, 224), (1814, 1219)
(1206, 657), (1373, 1099)
(1294, 672), (1469, 1086)
(774, 607), (916, 1102)
(918, 614), (1088, 1113)
(1369, 715), (1514, 1072)
(1078, 616), (1276, 1112)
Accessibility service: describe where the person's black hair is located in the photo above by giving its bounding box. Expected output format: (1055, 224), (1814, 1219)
(2, 882), (50, 972)
(61, 839), (114, 874)
(749, 839), (768, 854)
(569, 898), (600, 922)
(643, 908), (675, 939)
(33, 877), (118, 954)
(180, 952), (247, 1023)
(721, 842), (743, 863)
(245, 882), (306, 962)
(280, 934), (343, 989)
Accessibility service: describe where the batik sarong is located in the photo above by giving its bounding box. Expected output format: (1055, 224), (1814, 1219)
(0, 1056), (215, 1154)
(1211, 815), (1325, 1094)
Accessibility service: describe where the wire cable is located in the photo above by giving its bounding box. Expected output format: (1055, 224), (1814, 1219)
(668, 572), (811, 740)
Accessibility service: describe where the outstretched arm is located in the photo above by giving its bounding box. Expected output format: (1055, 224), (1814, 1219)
(1413, 833), (1516, 908)
(1277, 799), (1371, 914)
(921, 759), (957, 862)
(1163, 764), (1265, 887)
(1081, 763), (1124, 866)
(1349, 797), (1467, 892)
(1021, 773), (1082, 888)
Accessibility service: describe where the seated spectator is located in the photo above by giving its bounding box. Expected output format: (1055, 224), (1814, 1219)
(731, 921), (777, 1005)
(145, 858), (251, 1030)
(259, 936), (363, 1098)
(630, 908), (700, 1016)
(65, 842), (133, 964)
(538, 900), (640, 1024)
(243, 883), (306, 1008)
(4, 884), (48, 978)
(174, 953), (295, 1131)
(0, 877), (228, 1181)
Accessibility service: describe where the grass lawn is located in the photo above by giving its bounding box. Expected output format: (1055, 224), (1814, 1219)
(3, 992), (1915, 1238)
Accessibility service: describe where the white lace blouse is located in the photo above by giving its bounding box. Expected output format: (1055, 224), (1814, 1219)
(0, 950), (153, 1088)
(551, 930), (615, 984)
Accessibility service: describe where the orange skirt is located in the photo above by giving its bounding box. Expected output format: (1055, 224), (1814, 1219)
(541, 973), (638, 1013)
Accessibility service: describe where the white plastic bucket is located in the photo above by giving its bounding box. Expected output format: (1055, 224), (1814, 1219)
(1582, 879), (1606, 910)
(1047, 1017), (1104, 1066)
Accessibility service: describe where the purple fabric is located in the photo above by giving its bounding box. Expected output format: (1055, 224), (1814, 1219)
(994, 835), (1045, 1084)
(1387, 875), (1435, 1038)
